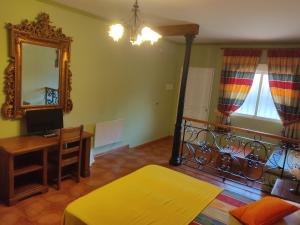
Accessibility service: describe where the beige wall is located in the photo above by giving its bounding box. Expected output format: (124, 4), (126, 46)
(0, 0), (183, 153)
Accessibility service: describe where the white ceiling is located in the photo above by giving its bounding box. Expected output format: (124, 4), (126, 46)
(54, 0), (300, 43)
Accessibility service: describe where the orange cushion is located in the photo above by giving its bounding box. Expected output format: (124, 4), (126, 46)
(229, 196), (299, 225)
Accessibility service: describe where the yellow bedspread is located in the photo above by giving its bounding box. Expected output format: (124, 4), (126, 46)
(64, 165), (223, 225)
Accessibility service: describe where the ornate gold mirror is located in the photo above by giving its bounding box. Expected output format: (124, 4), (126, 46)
(2, 13), (73, 119)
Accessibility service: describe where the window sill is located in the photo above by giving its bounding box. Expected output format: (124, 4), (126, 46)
(232, 113), (282, 124)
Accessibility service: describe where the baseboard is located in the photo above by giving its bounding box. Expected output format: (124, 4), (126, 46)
(134, 136), (173, 149)
(94, 144), (129, 158)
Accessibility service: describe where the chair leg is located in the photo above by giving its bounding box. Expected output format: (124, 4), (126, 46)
(77, 161), (81, 183)
(57, 166), (62, 190)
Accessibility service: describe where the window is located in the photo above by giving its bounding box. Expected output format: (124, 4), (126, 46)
(233, 66), (280, 121)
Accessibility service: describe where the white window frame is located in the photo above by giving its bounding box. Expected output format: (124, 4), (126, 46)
(232, 64), (281, 124)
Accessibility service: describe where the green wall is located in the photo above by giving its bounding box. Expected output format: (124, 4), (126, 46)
(2, 0), (298, 151)
(188, 43), (300, 135)
(0, 0), (183, 152)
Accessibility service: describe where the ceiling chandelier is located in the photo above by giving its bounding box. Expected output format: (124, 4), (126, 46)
(108, 0), (161, 46)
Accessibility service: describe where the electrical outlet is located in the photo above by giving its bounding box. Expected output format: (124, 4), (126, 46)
(165, 83), (174, 91)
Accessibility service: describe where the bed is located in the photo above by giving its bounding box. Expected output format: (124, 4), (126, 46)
(64, 165), (300, 225)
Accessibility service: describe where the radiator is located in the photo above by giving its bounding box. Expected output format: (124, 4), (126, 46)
(94, 119), (123, 148)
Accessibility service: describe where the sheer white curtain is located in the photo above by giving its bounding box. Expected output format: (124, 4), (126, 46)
(235, 74), (260, 116)
(234, 64), (280, 121)
(257, 74), (280, 120)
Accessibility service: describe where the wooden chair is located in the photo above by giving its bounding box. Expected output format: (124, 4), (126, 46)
(56, 125), (83, 190)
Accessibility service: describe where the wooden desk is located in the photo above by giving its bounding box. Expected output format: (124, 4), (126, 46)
(0, 132), (93, 205)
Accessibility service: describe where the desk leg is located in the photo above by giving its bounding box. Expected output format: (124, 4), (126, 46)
(42, 149), (48, 187)
(81, 137), (91, 177)
(8, 155), (14, 205)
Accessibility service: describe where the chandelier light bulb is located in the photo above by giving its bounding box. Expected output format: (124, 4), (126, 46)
(140, 27), (161, 44)
(108, 24), (124, 42)
(130, 34), (143, 46)
(108, 1), (161, 46)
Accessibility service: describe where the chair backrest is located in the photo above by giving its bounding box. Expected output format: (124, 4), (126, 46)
(59, 125), (84, 155)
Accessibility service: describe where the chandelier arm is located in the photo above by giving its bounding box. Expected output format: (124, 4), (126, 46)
(109, 0), (200, 45)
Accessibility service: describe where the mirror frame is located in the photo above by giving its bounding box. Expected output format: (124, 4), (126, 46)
(2, 13), (73, 119)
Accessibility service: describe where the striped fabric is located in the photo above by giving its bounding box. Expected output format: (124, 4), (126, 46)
(268, 49), (300, 140)
(190, 190), (252, 225)
(189, 190), (300, 225)
(218, 49), (262, 124)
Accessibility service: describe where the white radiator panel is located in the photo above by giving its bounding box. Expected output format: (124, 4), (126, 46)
(94, 119), (123, 148)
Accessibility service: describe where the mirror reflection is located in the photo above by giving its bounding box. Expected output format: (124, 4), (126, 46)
(21, 43), (60, 106)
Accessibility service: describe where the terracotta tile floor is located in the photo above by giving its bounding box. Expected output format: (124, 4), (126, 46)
(0, 137), (264, 225)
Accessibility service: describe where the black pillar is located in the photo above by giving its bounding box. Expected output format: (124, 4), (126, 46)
(169, 34), (195, 166)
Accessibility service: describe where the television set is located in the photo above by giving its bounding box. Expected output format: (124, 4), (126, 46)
(26, 108), (63, 135)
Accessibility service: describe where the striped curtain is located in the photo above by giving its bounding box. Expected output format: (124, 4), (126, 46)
(268, 49), (300, 140)
(217, 49), (262, 124)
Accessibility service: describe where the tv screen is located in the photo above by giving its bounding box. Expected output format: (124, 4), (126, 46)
(26, 108), (63, 135)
